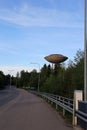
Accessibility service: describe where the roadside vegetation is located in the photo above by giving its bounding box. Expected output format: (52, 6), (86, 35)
(0, 49), (84, 98)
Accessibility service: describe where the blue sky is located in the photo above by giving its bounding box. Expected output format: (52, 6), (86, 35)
(0, 0), (84, 76)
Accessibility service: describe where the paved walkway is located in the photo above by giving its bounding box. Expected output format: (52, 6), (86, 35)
(0, 89), (76, 130)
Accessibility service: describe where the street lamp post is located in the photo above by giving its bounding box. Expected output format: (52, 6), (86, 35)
(84, 0), (87, 101)
(30, 63), (40, 92)
(8, 70), (14, 89)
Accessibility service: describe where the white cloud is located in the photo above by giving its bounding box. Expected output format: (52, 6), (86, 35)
(0, 3), (83, 28)
(0, 66), (36, 76)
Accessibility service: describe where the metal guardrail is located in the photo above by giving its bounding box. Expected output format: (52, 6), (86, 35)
(41, 93), (73, 114)
(76, 110), (87, 123)
(32, 91), (73, 114)
(32, 91), (87, 127)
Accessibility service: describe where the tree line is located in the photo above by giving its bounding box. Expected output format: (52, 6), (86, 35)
(0, 49), (84, 98)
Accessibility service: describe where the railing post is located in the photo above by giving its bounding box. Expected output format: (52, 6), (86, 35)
(63, 98), (65, 116)
(51, 100), (53, 105)
(56, 96), (58, 110)
(48, 99), (50, 103)
(73, 90), (83, 126)
(68, 100), (70, 107)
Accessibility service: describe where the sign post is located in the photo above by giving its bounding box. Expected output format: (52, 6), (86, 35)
(84, 0), (87, 101)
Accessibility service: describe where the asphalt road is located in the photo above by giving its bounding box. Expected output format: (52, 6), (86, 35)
(0, 87), (19, 106)
(0, 89), (77, 130)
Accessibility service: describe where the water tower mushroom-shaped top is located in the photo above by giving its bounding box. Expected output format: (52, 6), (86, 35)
(44, 54), (68, 64)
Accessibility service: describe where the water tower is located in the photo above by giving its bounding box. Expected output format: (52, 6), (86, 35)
(44, 54), (68, 69)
